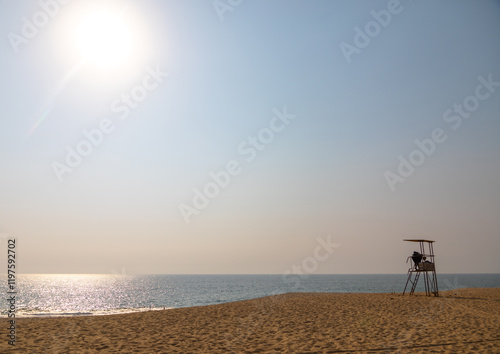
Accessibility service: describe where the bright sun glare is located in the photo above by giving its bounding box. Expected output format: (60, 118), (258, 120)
(76, 11), (132, 70)
(57, 3), (151, 85)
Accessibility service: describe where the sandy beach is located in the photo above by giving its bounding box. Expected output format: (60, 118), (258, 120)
(3, 287), (499, 353)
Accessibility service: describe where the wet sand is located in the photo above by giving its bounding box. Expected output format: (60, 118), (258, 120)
(2, 287), (499, 353)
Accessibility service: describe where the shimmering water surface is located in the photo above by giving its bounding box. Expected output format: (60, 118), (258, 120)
(2, 274), (499, 317)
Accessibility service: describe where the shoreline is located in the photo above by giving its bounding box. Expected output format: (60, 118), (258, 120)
(5, 283), (499, 319)
(3, 287), (499, 352)
(0, 306), (171, 319)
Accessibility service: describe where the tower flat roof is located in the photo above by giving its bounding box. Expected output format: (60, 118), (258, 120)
(403, 239), (435, 243)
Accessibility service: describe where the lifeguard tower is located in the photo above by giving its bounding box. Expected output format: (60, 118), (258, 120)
(402, 239), (439, 296)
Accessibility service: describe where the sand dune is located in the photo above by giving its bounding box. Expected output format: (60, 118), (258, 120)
(2, 287), (499, 353)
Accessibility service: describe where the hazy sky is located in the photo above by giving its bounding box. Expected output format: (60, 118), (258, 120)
(1, 0), (499, 274)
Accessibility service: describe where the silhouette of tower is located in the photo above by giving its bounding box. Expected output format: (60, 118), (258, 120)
(402, 239), (439, 296)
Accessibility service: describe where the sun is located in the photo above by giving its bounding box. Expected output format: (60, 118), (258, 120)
(76, 10), (133, 70)
(56, 2), (152, 85)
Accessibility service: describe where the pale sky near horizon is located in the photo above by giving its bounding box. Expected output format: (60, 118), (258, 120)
(0, 0), (499, 274)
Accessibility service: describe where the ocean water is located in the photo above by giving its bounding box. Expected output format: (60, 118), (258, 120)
(2, 274), (499, 317)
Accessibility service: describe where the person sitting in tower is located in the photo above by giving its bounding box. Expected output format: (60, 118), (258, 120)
(411, 251), (422, 269)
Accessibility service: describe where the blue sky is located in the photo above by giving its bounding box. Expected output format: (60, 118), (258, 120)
(0, 0), (499, 274)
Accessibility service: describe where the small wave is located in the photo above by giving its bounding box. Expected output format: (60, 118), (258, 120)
(0, 307), (173, 318)
(33, 312), (93, 317)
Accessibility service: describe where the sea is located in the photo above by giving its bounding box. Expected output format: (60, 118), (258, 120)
(2, 274), (499, 318)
